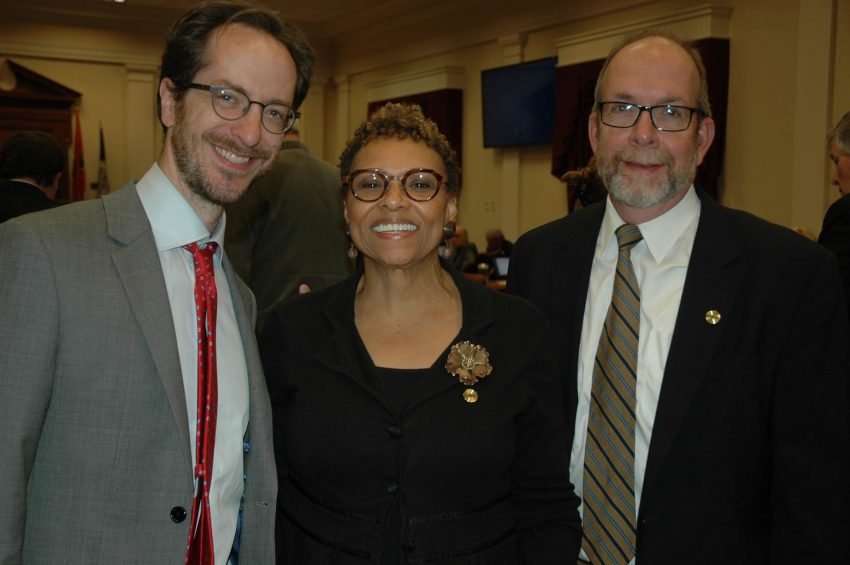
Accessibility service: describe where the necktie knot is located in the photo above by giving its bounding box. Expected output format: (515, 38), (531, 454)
(185, 241), (218, 260)
(615, 223), (643, 251)
(185, 242), (218, 279)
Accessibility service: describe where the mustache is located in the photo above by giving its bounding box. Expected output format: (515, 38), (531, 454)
(204, 132), (271, 161)
(614, 148), (672, 168)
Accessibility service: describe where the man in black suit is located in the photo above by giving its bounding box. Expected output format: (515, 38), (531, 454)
(0, 131), (63, 223)
(818, 110), (850, 318)
(508, 29), (850, 563)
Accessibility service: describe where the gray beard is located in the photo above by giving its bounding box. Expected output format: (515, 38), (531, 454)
(168, 101), (272, 207)
(596, 147), (697, 209)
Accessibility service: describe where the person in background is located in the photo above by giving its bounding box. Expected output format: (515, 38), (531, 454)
(0, 2), (316, 562)
(0, 130), (63, 223)
(818, 110), (850, 318)
(226, 126), (351, 332)
(508, 29), (850, 563)
(446, 223), (478, 272)
(260, 102), (580, 564)
(562, 155), (606, 213)
(484, 227), (513, 257)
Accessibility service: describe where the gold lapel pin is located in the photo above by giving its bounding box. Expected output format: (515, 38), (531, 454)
(705, 310), (721, 325)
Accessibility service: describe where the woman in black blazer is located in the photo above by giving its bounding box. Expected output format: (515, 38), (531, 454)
(260, 103), (580, 564)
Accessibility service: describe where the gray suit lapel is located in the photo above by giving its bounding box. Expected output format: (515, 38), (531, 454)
(104, 183), (191, 472)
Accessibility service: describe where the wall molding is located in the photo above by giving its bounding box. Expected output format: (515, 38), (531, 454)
(555, 4), (732, 66)
(0, 38), (159, 69)
(365, 66), (466, 102)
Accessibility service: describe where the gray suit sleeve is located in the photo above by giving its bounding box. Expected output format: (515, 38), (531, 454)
(0, 220), (60, 563)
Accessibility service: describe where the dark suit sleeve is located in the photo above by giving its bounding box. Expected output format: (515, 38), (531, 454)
(224, 182), (265, 284)
(512, 317), (582, 562)
(0, 220), (59, 563)
(769, 251), (850, 560)
(817, 198), (850, 318)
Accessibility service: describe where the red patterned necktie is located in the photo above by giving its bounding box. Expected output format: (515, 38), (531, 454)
(184, 242), (218, 565)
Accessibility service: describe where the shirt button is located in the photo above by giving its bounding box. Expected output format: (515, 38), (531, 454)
(386, 482), (399, 494)
(387, 426), (402, 438)
(170, 506), (187, 523)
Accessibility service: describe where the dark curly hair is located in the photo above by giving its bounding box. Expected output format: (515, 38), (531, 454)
(338, 103), (461, 198)
(157, 1), (315, 131)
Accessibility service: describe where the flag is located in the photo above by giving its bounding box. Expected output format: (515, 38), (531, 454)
(97, 123), (111, 196)
(71, 108), (86, 201)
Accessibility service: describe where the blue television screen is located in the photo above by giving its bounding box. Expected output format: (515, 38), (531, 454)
(481, 57), (557, 148)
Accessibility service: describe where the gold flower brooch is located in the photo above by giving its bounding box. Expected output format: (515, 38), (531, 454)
(445, 341), (492, 403)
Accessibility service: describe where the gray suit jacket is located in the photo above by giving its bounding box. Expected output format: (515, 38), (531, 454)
(0, 182), (276, 564)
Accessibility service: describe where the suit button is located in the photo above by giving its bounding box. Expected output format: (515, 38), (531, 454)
(170, 506), (187, 523)
(388, 426), (402, 438)
(401, 542), (416, 553)
(386, 482), (398, 494)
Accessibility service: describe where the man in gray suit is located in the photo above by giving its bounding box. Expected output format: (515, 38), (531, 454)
(0, 2), (315, 563)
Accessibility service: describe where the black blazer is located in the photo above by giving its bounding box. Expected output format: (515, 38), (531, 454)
(818, 194), (850, 319)
(260, 264), (581, 564)
(0, 180), (57, 224)
(507, 192), (850, 563)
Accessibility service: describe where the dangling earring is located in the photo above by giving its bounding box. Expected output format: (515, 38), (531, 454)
(346, 227), (358, 259)
(439, 221), (456, 258)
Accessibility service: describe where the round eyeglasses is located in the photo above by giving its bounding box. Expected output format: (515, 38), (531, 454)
(343, 168), (445, 202)
(597, 101), (704, 132)
(186, 83), (299, 134)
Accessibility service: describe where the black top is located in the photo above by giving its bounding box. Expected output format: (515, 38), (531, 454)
(374, 366), (428, 565)
(260, 260), (581, 564)
(375, 367), (428, 419)
(0, 180), (57, 224)
(819, 193), (850, 318)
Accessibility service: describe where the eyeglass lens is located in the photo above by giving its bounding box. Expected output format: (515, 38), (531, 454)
(209, 87), (294, 133)
(350, 169), (441, 202)
(601, 103), (694, 131)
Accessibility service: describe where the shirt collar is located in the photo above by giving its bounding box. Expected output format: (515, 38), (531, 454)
(599, 186), (701, 263)
(135, 163), (226, 252)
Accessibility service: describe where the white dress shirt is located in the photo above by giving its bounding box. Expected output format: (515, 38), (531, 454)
(574, 187), (700, 563)
(136, 164), (250, 565)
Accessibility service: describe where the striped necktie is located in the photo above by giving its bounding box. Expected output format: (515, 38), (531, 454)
(582, 224), (643, 564)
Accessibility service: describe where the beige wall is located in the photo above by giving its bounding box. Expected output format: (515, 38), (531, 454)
(2, 0), (849, 245)
(327, 0), (850, 247)
(0, 22), (162, 197)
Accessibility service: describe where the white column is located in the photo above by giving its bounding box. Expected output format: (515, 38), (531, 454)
(331, 74), (351, 165)
(789, 0), (836, 231)
(125, 65), (158, 182)
(300, 72), (327, 155)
